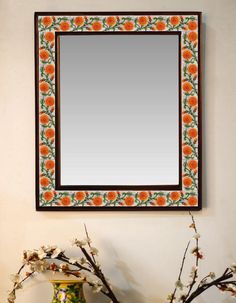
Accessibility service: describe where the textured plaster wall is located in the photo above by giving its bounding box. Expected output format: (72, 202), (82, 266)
(0, 0), (236, 302)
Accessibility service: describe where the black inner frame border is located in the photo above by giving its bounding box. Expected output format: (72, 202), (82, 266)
(55, 31), (182, 191)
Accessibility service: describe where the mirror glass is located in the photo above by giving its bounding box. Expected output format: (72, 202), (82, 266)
(59, 34), (179, 186)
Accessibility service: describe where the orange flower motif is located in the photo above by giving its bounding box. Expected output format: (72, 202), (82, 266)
(183, 113), (193, 124)
(138, 191), (149, 202)
(92, 21), (102, 31)
(61, 196), (71, 206)
(40, 176), (50, 187)
(40, 145), (49, 156)
(39, 82), (49, 93)
(45, 128), (55, 138)
(43, 191), (54, 201)
(156, 196), (166, 206)
(187, 196), (198, 206)
(188, 96), (198, 107)
(138, 16), (149, 27)
(188, 159), (198, 170)
(60, 21), (70, 31)
(39, 49), (49, 61)
(44, 64), (55, 74)
(75, 192), (86, 201)
(188, 31), (198, 42)
(44, 32), (55, 42)
(40, 113), (49, 125)
(170, 192), (181, 201)
(74, 16), (85, 27)
(188, 128), (198, 138)
(183, 145), (192, 156)
(42, 16), (53, 27)
(183, 82), (192, 92)
(183, 49), (192, 60)
(107, 191), (118, 201)
(188, 64), (198, 74)
(183, 177), (193, 187)
(93, 196), (103, 206)
(124, 196), (135, 206)
(156, 21), (166, 31)
(170, 16), (180, 26)
(106, 16), (117, 27)
(45, 96), (55, 107)
(188, 21), (197, 30)
(124, 21), (134, 31)
(45, 159), (55, 170)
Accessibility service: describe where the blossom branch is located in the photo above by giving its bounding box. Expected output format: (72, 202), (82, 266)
(8, 230), (120, 303)
(169, 241), (191, 303)
(84, 224), (96, 264)
(184, 212), (201, 300)
(79, 246), (119, 303)
(185, 269), (235, 302)
(167, 213), (236, 303)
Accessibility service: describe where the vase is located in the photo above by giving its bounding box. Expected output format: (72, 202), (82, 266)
(51, 280), (86, 303)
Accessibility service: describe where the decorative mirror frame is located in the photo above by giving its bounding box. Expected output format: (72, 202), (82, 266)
(35, 11), (202, 211)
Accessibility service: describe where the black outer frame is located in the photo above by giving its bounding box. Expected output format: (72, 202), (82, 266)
(55, 31), (182, 191)
(35, 11), (202, 211)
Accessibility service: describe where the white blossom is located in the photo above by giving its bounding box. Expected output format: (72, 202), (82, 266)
(199, 279), (207, 287)
(30, 260), (49, 272)
(69, 258), (77, 264)
(15, 283), (23, 290)
(193, 233), (201, 240)
(10, 274), (20, 283)
(92, 283), (103, 293)
(86, 236), (92, 245)
(80, 257), (87, 265)
(85, 274), (103, 293)
(228, 284), (236, 292)
(90, 247), (99, 255)
(42, 245), (57, 253)
(190, 247), (198, 254)
(22, 250), (38, 264)
(71, 238), (88, 247)
(7, 291), (16, 303)
(59, 263), (69, 272)
(178, 293), (187, 302)
(230, 263), (236, 273)
(209, 272), (216, 279)
(189, 266), (198, 278)
(51, 247), (63, 258)
(167, 293), (175, 302)
(175, 280), (184, 290)
(37, 247), (47, 260)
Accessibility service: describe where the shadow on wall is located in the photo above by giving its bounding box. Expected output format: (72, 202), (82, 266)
(84, 260), (149, 303)
(94, 236), (164, 303)
(85, 257), (162, 303)
(114, 259), (147, 303)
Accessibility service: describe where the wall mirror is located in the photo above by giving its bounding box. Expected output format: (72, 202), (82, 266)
(35, 12), (202, 210)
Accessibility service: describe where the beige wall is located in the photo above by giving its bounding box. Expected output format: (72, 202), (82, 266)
(1, 0), (236, 302)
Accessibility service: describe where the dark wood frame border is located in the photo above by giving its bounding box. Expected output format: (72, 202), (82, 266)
(35, 11), (202, 211)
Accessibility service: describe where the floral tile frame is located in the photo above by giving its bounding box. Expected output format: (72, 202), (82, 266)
(35, 12), (202, 211)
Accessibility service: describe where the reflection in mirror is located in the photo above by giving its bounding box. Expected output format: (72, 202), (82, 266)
(59, 34), (180, 187)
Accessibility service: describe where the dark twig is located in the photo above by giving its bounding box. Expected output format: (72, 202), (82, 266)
(169, 213), (236, 303)
(185, 271), (234, 303)
(170, 241), (191, 303)
(184, 212), (200, 300)
(84, 224), (96, 264)
(80, 246), (119, 303)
